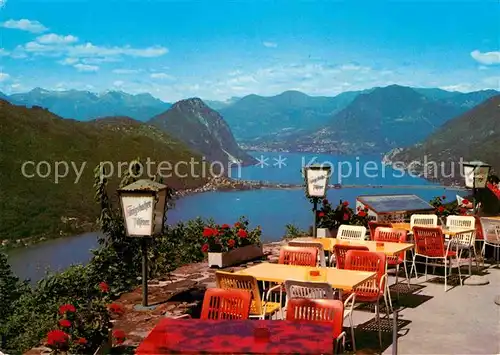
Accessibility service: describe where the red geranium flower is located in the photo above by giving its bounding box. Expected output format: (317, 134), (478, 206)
(201, 243), (209, 253)
(46, 330), (69, 347)
(237, 229), (248, 238)
(462, 199), (470, 205)
(113, 329), (127, 345)
(318, 212), (325, 217)
(343, 213), (350, 221)
(58, 304), (76, 315)
(108, 303), (125, 315)
(358, 210), (367, 217)
(58, 319), (71, 328)
(342, 201), (349, 207)
(203, 227), (214, 237)
(234, 222), (241, 228)
(228, 239), (236, 248)
(77, 338), (88, 345)
(459, 208), (467, 215)
(221, 223), (230, 229)
(438, 206), (445, 213)
(99, 282), (110, 293)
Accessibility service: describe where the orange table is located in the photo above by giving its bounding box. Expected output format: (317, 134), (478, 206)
(295, 237), (414, 256)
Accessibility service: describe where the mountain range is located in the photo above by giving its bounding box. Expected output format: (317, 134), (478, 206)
(384, 95), (500, 184)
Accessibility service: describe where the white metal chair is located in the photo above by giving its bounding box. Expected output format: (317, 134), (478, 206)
(410, 214), (438, 229)
(479, 217), (500, 266)
(446, 215), (478, 274)
(337, 225), (367, 241)
(284, 280), (357, 352)
(288, 241), (327, 267)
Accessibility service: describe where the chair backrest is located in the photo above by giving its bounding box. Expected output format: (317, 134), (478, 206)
(284, 280), (336, 300)
(287, 241), (326, 267)
(337, 225), (367, 241)
(201, 288), (252, 320)
(410, 214), (438, 228)
(412, 226), (446, 257)
(344, 250), (386, 296)
(279, 246), (318, 266)
(479, 217), (500, 245)
(446, 215), (476, 246)
(373, 227), (407, 263)
(286, 298), (344, 339)
(368, 221), (392, 240)
(215, 271), (264, 315)
(333, 244), (369, 269)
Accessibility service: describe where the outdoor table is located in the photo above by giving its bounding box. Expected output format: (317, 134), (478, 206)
(234, 262), (375, 292)
(135, 318), (335, 354)
(390, 223), (476, 237)
(295, 237), (414, 256)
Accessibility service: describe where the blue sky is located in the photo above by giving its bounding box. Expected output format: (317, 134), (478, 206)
(0, 0), (499, 101)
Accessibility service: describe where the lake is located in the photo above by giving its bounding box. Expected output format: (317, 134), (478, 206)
(8, 152), (464, 282)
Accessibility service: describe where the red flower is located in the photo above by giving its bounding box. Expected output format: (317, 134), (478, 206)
(113, 329), (127, 345)
(58, 319), (71, 328)
(77, 338), (88, 345)
(234, 222), (241, 228)
(462, 199), (470, 205)
(203, 227), (214, 237)
(322, 199), (328, 204)
(438, 206), (445, 213)
(342, 201), (349, 207)
(318, 212), (325, 217)
(46, 330), (69, 347)
(221, 224), (230, 229)
(99, 282), (110, 293)
(358, 210), (367, 217)
(237, 229), (248, 238)
(442, 195), (446, 199)
(459, 208), (467, 215)
(343, 213), (350, 221)
(108, 303), (125, 315)
(228, 239), (236, 248)
(201, 243), (209, 253)
(58, 304), (76, 315)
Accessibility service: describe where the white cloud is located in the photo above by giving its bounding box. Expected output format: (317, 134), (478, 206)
(262, 41), (278, 48)
(36, 33), (79, 45)
(67, 43), (168, 58)
(0, 48), (9, 56)
(439, 83), (474, 92)
(58, 57), (79, 65)
(150, 72), (175, 80)
(113, 80), (125, 87)
(0, 73), (10, 82)
(0, 0), (6, 9)
(1, 19), (48, 33)
(470, 50), (500, 65)
(74, 63), (99, 72)
(113, 69), (140, 74)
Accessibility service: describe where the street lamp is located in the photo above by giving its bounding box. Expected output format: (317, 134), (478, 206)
(303, 164), (331, 237)
(462, 161), (491, 214)
(118, 179), (168, 309)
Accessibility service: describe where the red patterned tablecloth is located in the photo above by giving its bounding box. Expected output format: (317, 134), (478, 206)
(135, 319), (334, 354)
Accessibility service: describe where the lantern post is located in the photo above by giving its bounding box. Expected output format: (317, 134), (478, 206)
(303, 165), (331, 237)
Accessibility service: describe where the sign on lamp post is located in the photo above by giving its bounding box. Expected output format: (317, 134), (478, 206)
(462, 161), (491, 214)
(303, 165), (331, 237)
(119, 179), (168, 309)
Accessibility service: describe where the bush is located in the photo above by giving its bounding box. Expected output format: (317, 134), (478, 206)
(315, 198), (370, 230)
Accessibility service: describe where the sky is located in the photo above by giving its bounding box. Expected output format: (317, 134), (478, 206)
(0, 0), (499, 102)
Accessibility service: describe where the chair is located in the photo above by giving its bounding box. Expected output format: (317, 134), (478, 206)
(215, 271), (283, 319)
(288, 241), (327, 267)
(410, 226), (461, 292)
(368, 221), (392, 240)
(446, 215), (478, 274)
(331, 244), (369, 269)
(286, 298), (346, 354)
(279, 246), (319, 266)
(175, 287), (252, 320)
(479, 217), (500, 266)
(344, 250), (390, 348)
(410, 214), (438, 229)
(374, 227), (411, 290)
(337, 225), (367, 241)
(283, 280), (356, 352)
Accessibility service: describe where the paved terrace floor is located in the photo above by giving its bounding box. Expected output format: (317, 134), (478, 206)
(25, 243), (500, 355)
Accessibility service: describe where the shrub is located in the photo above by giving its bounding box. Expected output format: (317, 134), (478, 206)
(429, 195), (465, 218)
(315, 199), (370, 230)
(201, 217), (262, 253)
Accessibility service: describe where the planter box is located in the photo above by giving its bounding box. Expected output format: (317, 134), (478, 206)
(208, 244), (264, 268)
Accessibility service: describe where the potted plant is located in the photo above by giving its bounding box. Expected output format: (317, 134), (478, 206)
(429, 195), (466, 224)
(316, 199), (370, 237)
(201, 217), (263, 268)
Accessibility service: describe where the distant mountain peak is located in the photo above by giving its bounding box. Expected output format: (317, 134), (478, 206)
(172, 97), (207, 110)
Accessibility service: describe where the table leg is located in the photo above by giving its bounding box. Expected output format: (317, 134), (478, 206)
(392, 308), (398, 355)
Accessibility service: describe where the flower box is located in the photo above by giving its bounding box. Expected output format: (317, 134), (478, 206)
(208, 244), (264, 268)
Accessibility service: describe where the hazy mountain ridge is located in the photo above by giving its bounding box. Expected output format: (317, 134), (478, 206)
(149, 98), (256, 166)
(383, 94), (500, 185)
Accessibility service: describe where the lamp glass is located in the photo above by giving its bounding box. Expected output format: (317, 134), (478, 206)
(121, 192), (155, 236)
(305, 166), (331, 198)
(152, 189), (167, 235)
(463, 161), (491, 189)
